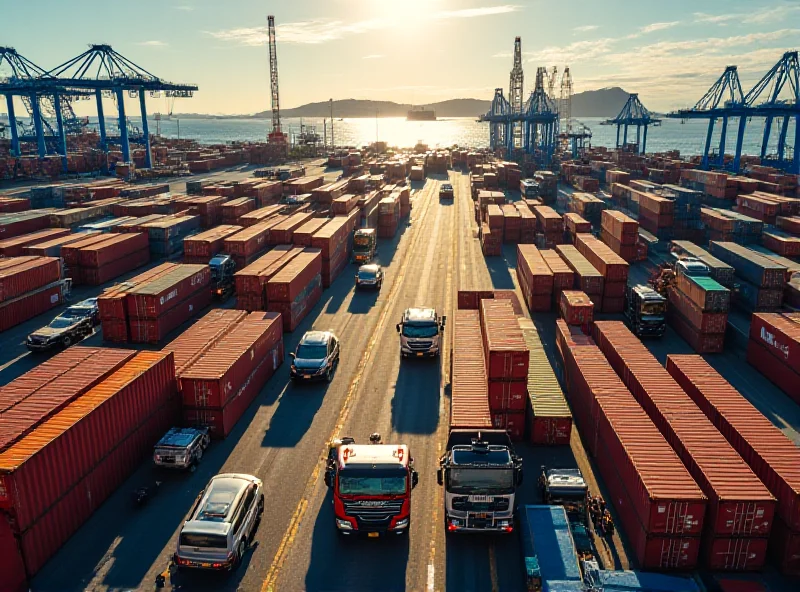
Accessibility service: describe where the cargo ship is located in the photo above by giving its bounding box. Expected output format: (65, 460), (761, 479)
(407, 107), (436, 121)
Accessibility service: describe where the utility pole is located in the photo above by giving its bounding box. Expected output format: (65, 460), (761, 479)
(329, 98), (334, 149)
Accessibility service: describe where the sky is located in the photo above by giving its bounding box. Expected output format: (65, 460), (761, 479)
(1, 0), (799, 117)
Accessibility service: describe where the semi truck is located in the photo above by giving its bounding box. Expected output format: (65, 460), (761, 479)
(396, 307), (446, 358)
(437, 430), (523, 533)
(324, 435), (418, 536)
(209, 254), (236, 300)
(624, 284), (667, 338)
(539, 466), (594, 560)
(352, 228), (377, 264)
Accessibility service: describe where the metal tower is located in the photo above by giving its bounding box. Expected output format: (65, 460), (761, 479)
(560, 67), (573, 135)
(547, 66), (559, 100)
(509, 37), (524, 149)
(602, 93), (660, 154)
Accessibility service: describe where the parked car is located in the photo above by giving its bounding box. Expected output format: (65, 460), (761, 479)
(289, 331), (340, 382)
(26, 313), (93, 352)
(62, 297), (100, 326)
(153, 427), (211, 471)
(174, 474), (264, 571)
(355, 264), (383, 290)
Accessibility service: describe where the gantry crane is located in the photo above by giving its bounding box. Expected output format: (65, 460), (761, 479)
(267, 15), (288, 153)
(602, 93), (660, 154)
(509, 37), (524, 150)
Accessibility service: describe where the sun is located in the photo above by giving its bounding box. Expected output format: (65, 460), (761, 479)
(370, 0), (437, 27)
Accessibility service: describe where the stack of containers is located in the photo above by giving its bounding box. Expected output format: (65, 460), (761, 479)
(0, 211), (51, 239)
(635, 190), (675, 240)
(60, 234), (112, 281)
(181, 312), (284, 438)
(515, 203), (537, 243)
(540, 249), (575, 307)
(185, 195), (226, 228)
(575, 234), (629, 313)
(480, 299), (529, 440)
(666, 355), (800, 576)
(559, 290), (594, 332)
(533, 205), (563, 249)
(662, 185), (704, 242)
(450, 310), (493, 431)
(125, 264), (211, 343)
(501, 204), (521, 243)
(331, 194), (360, 216)
(556, 244), (604, 310)
(75, 232), (150, 285)
(266, 248), (323, 332)
(0, 256), (64, 332)
(518, 317), (571, 445)
(481, 210), (503, 256)
(239, 205), (284, 227)
(377, 192), (401, 238)
(554, 320), (707, 570)
(563, 213), (591, 245)
(221, 197), (255, 224)
(708, 242), (785, 312)
(234, 246), (304, 311)
(600, 210), (639, 262)
(22, 231), (100, 258)
(670, 272), (730, 353)
(0, 229), (71, 256)
(183, 225), (243, 264)
(593, 321), (776, 571)
(142, 214), (201, 258)
(568, 193), (605, 223)
(311, 211), (358, 287)
(0, 351), (177, 588)
(747, 313), (800, 404)
(224, 219), (277, 268)
(267, 211), (315, 245)
(292, 218), (331, 247)
(670, 241), (735, 287)
(516, 245), (554, 313)
(702, 209), (763, 245)
(97, 263), (176, 342)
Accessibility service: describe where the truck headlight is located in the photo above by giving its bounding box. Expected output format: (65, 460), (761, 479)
(290, 364), (297, 372)
(336, 519), (353, 530)
(393, 518), (409, 529)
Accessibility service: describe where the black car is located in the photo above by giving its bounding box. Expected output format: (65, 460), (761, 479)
(355, 264), (383, 290)
(27, 314), (93, 352)
(290, 331), (340, 382)
(62, 298), (100, 326)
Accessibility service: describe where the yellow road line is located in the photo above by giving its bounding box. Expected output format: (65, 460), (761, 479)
(262, 180), (438, 592)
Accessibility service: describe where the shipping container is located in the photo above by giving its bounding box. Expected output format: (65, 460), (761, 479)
(666, 287), (727, 334)
(601, 210), (638, 243)
(0, 257), (61, 303)
(480, 299), (529, 381)
(76, 232), (149, 269)
(518, 505), (582, 590)
(125, 264), (210, 319)
(292, 218), (331, 247)
(490, 410), (525, 441)
(517, 244), (554, 312)
(451, 310), (492, 429)
(555, 245), (604, 295)
(0, 211), (52, 239)
(268, 211), (315, 245)
(709, 242), (786, 288)
(180, 312), (284, 408)
(667, 307), (725, 354)
(704, 536), (768, 571)
(675, 274), (730, 312)
(592, 322), (776, 537)
(540, 250), (575, 294)
(749, 313), (800, 374)
(128, 288), (212, 344)
(519, 318), (571, 445)
(559, 290), (594, 326)
(163, 309), (248, 378)
(183, 225), (242, 261)
(575, 233), (629, 282)
(266, 248), (323, 303)
(0, 229), (71, 257)
(268, 275), (322, 332)
(0, 282), (65, 333)
(666, 355), (800, 533)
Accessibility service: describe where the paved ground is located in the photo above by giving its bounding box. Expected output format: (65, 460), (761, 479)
(19, 173), (800, 591)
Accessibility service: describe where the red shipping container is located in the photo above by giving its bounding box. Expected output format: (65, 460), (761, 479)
(184, 225), (242, 259)
(593, 322), (775, 537)
(22, 231), (100, 257)
(480, 300), (529, 381)
(269, 277), (322, 331)
(100, 318), (128, 343)
(575, 233), (629, 282)
(667, 355), (800, 533)
(332, 193), (360, 215)
(747, 339), (800, 405)
(668, 307), (725, 354)
(560, 290), (594, 325)
(539, 249), (574, 292)
(266, 248), (323, 303)
(451, 310), (492, 429)
(0, 229), (71, 257)
(601, 210), (638, 243)
(224, 219), (278, 257)
(770, 518), (800, 576)
(628, 525), (701, 571)
(456, 290), (495, 311)
(0, 352), (175, 536)
(0, 282), (63, 333)
(556, 244), (604, 295)
(490, 410), (525, 441)
(704, 537), (768, 571)
(163, 309), (248, 378)
(125, 264), (210, 319)
(81, 247), (150, 286)
(749, 313), (800, 374)
(667, 287), (727, 334)
(0, 212), (50, 239)
(97, 262), (176, 321)
(0, 257), (61, 303)
(293, 218), (331, 247)
(61, 234), (112, 266)
(128, 288), (212, 344)
(310, 215), (355, 260)
(77, 232), (148, 268)
(488, 380), (527, 412)
(268, 211), (315, 245)
(517, 244), (554, 297)
(533, 205), (563, 233)
(180, 312), (283, 408)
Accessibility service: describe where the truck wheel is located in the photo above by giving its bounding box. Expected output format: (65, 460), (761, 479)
(62, 336), (72, 348)
(196, 447), (203, 462)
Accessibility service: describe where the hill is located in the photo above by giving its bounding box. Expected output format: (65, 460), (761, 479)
(252, 88), (629, 119)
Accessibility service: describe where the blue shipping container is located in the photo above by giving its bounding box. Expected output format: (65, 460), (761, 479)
(543, 581), (584, 592)
(708, 241), (786, 288)
(519, 505), (582, 592)
(586, 569), (699, 592)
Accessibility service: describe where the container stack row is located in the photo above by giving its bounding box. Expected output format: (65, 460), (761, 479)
(701, 208), (764, 245)
(709, 241), (786, 312)
(309, 210), (359, 287)
(747, 313), (800, 406)
(600, 210), (639, 262)
(559, 290), (594, 333)
(183, 225), (243, 264)
(592, 321), (776, 571)
(266, 248), (323, 332)
(666, 355), (800, 576)
(540, 249), (575, 307)
(567, 192), (605, 224)
(669, 271), (730, 354)
(235, 245), (305, 312)
(575, 233), (629, 313)
(481, 204), (503, 256)
(562, 212), (591, 245)
(221, 197), (255, 224)
(62, 232), (150, 285)
(141, 213), (201, 258)
(556, 245), (604, 311)
(516, 245), (553, 313)
(0, 256), (65, 333)
(533, 205), (563, 249)
(555, 320), (708, 570)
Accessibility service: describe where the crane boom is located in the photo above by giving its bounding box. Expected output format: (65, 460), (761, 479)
(268, 15), (281, 136)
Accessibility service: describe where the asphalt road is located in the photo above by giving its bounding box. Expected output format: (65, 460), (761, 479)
(23, 171), (800, 591)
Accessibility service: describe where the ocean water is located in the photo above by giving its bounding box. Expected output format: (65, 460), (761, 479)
(24, 115), (800, 158)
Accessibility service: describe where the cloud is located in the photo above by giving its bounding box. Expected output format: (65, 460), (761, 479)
(694, 4), (800, 25)
(525, 39), (615, 64)
(363, 54), (384, 60)
(173, 4), (194, 10)
(137, 40), (168, 47)
(208, 5), (521, 46)
(574, 25), (599, 33)
(640, 21), (680, 34)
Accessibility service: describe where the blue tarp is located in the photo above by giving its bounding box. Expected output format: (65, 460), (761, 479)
(586, 569), (700, 592)
(519, 505), (582, 591)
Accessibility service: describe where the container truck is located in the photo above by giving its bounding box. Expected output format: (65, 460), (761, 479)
(437, 430), (523, 533)
(396, 307), (446, 358)
(624, 284), (666, 338)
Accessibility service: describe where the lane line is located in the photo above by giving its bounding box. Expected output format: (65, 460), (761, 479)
(261, 180), (438, 592)
(489, 541), (500, 592)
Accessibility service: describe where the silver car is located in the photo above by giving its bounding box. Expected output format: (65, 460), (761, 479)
(174, 474), (264, 571)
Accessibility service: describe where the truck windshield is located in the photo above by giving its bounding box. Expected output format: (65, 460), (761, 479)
(179, 533), (227, 548)
(354, 237), (371, 247)
(449, 468), (514, 494)
(641, 302), (665, 315)
(338, 468), (407, 496)
(402, 324), (438, 338)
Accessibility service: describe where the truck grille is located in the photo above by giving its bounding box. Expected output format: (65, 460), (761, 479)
(407, 340), (433, 351)
(452, 497), (510, 512)
(342, 499), (404, 530)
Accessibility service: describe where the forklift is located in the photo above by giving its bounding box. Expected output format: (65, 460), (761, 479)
(209, 254), (236, 300)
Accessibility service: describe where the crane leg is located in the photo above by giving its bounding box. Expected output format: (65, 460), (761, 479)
(139, 88), (152, 169)
(5, 94), (20, 157)
(116, 87), (131, 163)
(702, 118), (714, 170)
(733, 116), (747, 174)
(30, 94), (46, 158)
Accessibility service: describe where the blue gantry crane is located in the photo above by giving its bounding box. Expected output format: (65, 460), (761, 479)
(1, 44), (198, 172)
(602, 93), (660, 155)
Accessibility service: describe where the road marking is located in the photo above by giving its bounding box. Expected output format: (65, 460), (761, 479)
(489, 541), (500, 592)
(261, 180), (438, 592)
(0, 351), (29, 373)
(427, 563), (436, 591)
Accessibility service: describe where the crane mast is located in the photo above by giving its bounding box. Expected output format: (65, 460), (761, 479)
(267, 15), (282, 138)
(509, 36), (524, 149)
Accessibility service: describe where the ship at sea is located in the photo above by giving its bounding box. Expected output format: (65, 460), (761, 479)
(407, 106), (436, 121)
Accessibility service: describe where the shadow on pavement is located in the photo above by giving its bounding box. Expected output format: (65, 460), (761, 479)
(391, 357), (441, 435)
(348, 287), (380, 315)
(304, 490), (410, 592)
(261, 380), (328, 448)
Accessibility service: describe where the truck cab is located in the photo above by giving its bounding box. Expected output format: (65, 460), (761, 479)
(438, 430), (523, 533)
(539, 466), (593, 559)
(209, 254), (236, 300)
(439, 183), (454, 200)
(624, 284), (666, 338)
(352, 228), (377, 264)
(396, 307), (446, 358)
(674, 257), (710, 279)
(324, 437), (418, 536)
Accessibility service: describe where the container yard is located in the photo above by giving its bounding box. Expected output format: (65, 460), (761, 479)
(2, 14), (800, 592)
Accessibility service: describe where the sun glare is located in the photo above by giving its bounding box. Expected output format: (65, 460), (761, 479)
(371, 0), (433, 29)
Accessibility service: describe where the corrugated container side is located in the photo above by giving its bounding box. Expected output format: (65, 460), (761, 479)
(266, 248), (323, 303)
(518, 505), (582, 587)
(749, 313), (800, 374)
(451, 310), (492, 429)
(125, 264), (210, 319)
(480, 300), (529, 380)
(0, 257), (62, 303)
